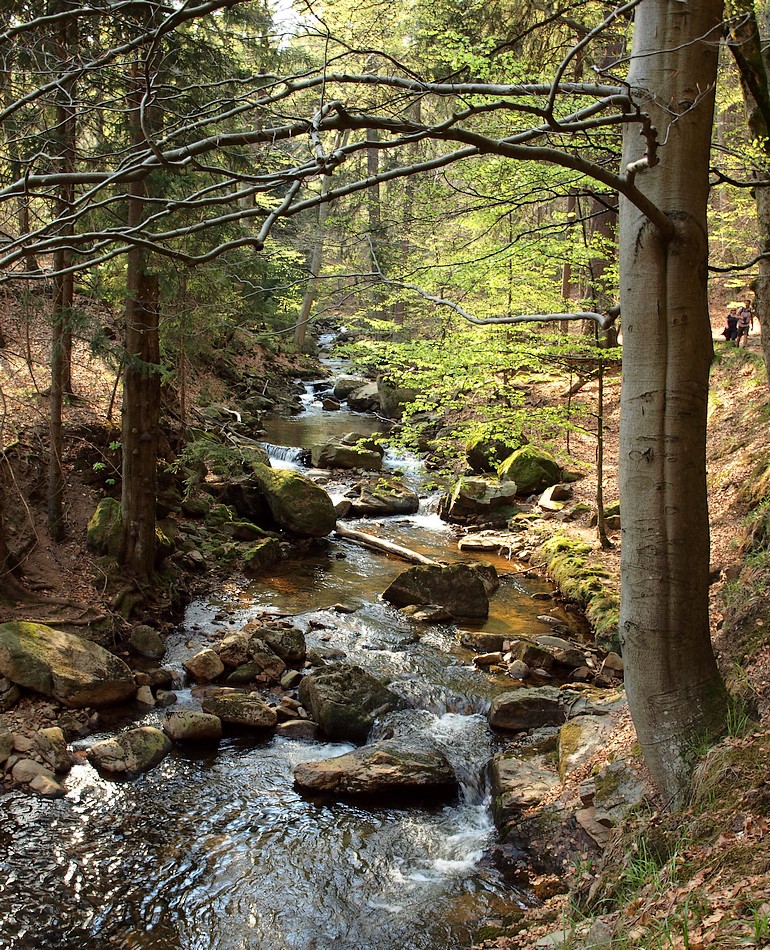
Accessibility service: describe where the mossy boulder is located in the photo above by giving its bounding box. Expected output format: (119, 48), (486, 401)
(377, 376), (418, 420)
(242, 538), (282, 575)
(310, 440), (383, 471)
(466, 433), (526, 474)
(438, 476), (519, 524)
(86, 726), (172, 776)
(87, 498), (174, 565)
(498, 445), (562, 494)
(86, 497), (122, 559)
(382, 562), (494, 619)
(0, 621), (136, 707)
(249, 462), (337, 537)
(298, 663), (406, 742)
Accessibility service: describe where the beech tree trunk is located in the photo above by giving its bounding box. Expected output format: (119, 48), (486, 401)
(619, 0), (728, 803)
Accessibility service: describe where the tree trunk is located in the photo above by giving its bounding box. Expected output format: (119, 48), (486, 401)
(47, 7), (77, 541)
(618, 0), (727, 803)
(119, 48), (162, 578)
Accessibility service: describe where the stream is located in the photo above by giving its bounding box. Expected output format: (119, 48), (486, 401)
(0, 361), (577, 950)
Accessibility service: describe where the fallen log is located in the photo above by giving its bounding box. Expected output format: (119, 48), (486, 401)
(334, 525), (441, 567)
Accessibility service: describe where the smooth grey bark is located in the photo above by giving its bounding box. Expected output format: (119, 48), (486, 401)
(618, 0), (728, 802)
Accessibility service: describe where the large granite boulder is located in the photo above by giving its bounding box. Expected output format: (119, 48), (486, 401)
(438, 476), (519, 524)
(382, 562), (496, 619)
(86, 726), (172, 776)
(293, 738), (457, 799)
(201, 690), (278, 729)
(498, 445), (562, 494)
(488, 686), (565, 732)
(0, 622), (136, 708)
(298, 663), (406, 742)
(249, 462), (337, 537)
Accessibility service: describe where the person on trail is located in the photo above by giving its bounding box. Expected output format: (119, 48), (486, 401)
(736, 298), (754, 347)
(723, 307), (739, 342)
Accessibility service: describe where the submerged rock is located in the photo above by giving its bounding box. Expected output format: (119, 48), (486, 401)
(293, 738), (457, 799)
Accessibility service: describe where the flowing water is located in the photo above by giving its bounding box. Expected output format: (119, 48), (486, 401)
(0, 373), (577, 950)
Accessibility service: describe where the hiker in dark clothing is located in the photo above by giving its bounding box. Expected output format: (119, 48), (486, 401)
(736, 299), (754, 347)
(723, 307), (739, 342)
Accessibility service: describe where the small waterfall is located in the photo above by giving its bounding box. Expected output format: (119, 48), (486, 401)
(261, 442), (308, 467)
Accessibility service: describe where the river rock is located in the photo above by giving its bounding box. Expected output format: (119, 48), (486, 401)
(243, 538), (282, 575)
(257, 624), (307, 665)
(244, 639), (287, 682)
(293, 738), (457, 798)
(129, 624), (165, 660)
(201, 690), (278, 729)
(377, 376), (417, 420)
(438, 476), (519, 525)
(346, 382), (380, 412)
(35, 726), (73, 773)
(534, 635), (587, 670)
(163, 710), (223, 743)
(298, 663), (406, 742)
(0, 621), (136, 708)
(12, 758), (58, 786)
(311, 439), (383, 471)
(29, 773), (67, 797)
(183, 648), (225, 683)
(249, 462), (337, 537)
(400, 604), (454, 624)
(277, 719), (319, 740)
(382, 562), (494, 619)
(333, 376), (368, 401)
(489, 686), (565, 732)
(490, 749), (560, 831)
(0, 724), (13, 763)
(86, 726), (172, 776)
(0, 675), (21, 711)
(498, 445), (562, 494)
(346, 477), (420, 517)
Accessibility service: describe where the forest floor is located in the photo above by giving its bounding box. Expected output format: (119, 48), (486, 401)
(2, 302), (770, 948)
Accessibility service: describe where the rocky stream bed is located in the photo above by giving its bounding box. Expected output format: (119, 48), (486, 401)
(0, 363), (646, 949)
